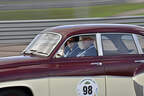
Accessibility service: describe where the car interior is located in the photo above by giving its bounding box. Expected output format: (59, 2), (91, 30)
(102, 34), (138, 55)
(56, 33), (140, 58)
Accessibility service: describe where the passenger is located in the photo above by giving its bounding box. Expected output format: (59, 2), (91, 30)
(77, 35), (97, 57)
(64, 37), (81, 57)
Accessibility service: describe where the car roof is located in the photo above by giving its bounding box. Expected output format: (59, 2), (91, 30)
(41, 24), (144, 37)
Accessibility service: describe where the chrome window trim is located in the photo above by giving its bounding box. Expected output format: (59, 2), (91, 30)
(44, 32), (62, 56)
(100, 33), (140, 56)
(132, 34), (143, 54)
(45, 32), (62, 56)
(54, 33), (98, 58)
(96, 33), (103, 56)
(22, 34), (40, 53)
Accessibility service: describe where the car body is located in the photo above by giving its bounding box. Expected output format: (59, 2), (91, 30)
(0, 24), (144, 96)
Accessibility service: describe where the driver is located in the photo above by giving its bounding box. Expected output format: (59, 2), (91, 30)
(64, 37), (81, 57)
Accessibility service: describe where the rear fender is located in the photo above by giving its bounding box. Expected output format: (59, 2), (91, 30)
(132, 65), (144, 96)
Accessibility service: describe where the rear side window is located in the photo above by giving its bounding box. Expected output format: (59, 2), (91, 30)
(101, 33), (138, 55)
(137, 34), (144, 52)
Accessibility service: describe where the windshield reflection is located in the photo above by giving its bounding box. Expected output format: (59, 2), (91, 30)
(23, 32), (61, 56)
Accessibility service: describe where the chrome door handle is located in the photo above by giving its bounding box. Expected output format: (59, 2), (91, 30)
(135, 60), (144, 63)
(90, 62), (103, 66)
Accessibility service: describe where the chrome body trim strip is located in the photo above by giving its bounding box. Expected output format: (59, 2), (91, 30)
(96, 33), (103, 56)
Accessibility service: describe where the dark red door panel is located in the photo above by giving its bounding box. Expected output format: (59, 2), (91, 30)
(49, 56), (105, 76)
(101, 55), (143, 77)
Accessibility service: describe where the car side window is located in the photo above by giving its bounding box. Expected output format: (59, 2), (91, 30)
(137, 34), (144, 52)
(101, 33), (138, 55)
(55, 34), (98, 58)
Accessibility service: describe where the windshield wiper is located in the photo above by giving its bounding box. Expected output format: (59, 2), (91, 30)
(30, 49), (37, 52)
(22, 49), (37, 55)
(29, 49), (48, 56)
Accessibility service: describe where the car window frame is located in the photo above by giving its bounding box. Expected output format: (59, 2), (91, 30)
(54, 33), (100, 58)
(99, 33), (143, 56)
(54, 32), (144, 58)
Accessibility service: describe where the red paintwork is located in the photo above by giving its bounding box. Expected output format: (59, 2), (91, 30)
(0, 24), (144, 82)
(102, 54), (144, 76)
(48, 24), (144, 37)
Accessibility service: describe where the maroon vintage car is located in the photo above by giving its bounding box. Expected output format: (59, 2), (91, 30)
(0, 24), (143, 96)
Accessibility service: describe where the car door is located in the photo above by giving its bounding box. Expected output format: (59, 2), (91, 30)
(49, 34), (106, 96)
(99, 33), (143, 96)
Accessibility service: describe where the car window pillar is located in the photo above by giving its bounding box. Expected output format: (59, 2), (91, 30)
(96, 33), (103, 56)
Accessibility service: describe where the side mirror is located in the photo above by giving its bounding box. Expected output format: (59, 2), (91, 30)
(55, 49), (64, 58)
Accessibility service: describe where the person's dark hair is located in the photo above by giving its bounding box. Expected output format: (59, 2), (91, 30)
(65, 36), (79, 47)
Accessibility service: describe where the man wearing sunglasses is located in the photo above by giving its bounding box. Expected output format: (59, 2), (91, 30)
(64, 37), (81, 57)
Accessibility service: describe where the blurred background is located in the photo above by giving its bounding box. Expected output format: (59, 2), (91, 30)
(0, 0), (144, 20)
(0, 0), (144, 57)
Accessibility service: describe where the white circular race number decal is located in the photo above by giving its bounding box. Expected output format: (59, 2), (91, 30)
(77, 78), (98, 96)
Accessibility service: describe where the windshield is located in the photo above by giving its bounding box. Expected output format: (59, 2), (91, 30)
(23, 32), (62, 56)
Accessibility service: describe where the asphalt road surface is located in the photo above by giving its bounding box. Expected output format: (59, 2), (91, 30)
(0, 44), (26, 57)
